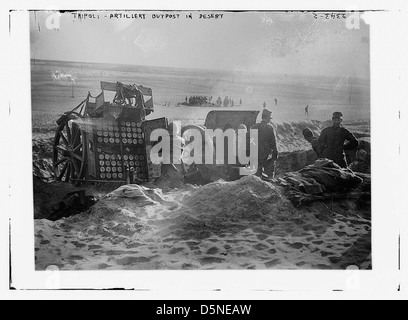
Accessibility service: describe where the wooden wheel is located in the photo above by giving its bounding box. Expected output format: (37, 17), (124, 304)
(53, 116), (86, 183)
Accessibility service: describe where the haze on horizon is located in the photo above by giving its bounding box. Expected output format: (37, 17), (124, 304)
(30, 11), (370, 79)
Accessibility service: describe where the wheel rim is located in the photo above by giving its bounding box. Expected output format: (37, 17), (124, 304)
(53, 118), (86, 182)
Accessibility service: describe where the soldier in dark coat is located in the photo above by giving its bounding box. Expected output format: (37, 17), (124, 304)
(251, 109), (279, 177)
(302, 128), (320, 158)
(318, 112), (358, 168)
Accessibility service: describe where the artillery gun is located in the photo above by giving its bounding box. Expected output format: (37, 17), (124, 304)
(53, 81), (167, 185)
(181, 110), (260, 182)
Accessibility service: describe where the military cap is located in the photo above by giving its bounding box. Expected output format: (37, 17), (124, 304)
(332, 111), (343, 119)
(262, 109), (273, 119)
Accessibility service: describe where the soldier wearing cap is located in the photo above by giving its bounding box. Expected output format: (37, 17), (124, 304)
(318, 111), (358, 168)
(251, 109), (279, 177)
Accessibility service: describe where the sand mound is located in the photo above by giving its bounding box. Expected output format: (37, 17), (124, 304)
(35, 175), (371, 270)
(274, 120), (324, 153)
(183, 176), (294, 223)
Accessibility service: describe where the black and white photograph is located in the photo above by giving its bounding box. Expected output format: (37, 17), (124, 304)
(2, 1), (408, 300)
(30, 9), (372, 271)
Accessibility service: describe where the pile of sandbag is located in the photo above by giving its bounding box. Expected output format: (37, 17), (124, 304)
(277, 159), (365, 205)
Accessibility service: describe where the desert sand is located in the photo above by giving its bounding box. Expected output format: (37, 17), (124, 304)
(35, 177), (371, 270)
(32, 60), (371, 270)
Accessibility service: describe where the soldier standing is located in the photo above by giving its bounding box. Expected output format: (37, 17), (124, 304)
(251, 109), (279, 177)
(318, 111), (358, 168)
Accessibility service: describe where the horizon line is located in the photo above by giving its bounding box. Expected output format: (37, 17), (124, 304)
(30, 58), (370, 80)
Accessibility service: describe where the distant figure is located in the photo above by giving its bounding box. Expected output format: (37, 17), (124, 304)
(263, 101), (267, 109)
(223, 96), (229, 107)
(240, 98), (242, 106)
(231, 99), (234, 107)
(305, 105), (309, 115)
(251, 109), (278, 177)
(185, 97), (188, 103)
(302, 128), (321, 158)
(275, 98), (278, 106)
(318, 112), (359, 168)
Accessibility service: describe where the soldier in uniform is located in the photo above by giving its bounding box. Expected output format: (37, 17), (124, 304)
(251, 109), (279, 177)
(302, 128), (320, 158)
(318, 111), (358, 168)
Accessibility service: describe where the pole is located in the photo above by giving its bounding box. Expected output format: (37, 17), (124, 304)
(272, 161), (277, 179)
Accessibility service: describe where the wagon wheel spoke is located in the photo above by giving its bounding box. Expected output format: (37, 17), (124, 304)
(72, 153), (83, 162)
(71, 159), (80, 177)
(65, 162), (72, 182)
(72, 126), (80, 144)
(60, 132), (69, 146)
(56, 145), (68, 153)
(55, 157), (69, 166)
(58, 161), (69, 180)
(72, 142), (83, 153)
(65, 122), (72, 142)
(70, 161), (76, 179)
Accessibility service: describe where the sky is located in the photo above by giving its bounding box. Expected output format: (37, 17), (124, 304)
(30, 11), (370, 78)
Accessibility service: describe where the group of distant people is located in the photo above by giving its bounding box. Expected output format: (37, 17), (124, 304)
(184, 96), (244, 107)
(263, 100), (311, 117)
(215, 96), (242, 107)
(185, 95), (211, 105)
(263, 99), (278, 109)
